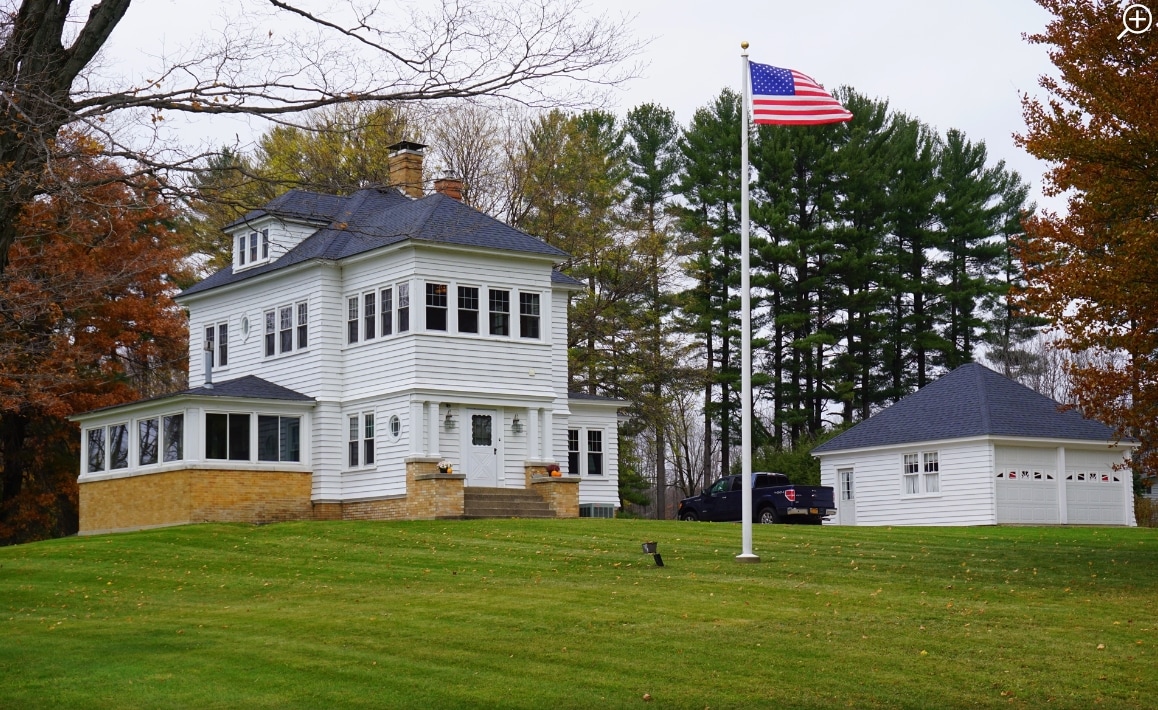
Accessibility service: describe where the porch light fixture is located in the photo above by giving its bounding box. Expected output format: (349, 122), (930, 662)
(443, 405), (456, 431)
(511, 414), (523, 434)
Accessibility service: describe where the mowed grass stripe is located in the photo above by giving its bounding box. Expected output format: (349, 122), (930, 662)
(1, 520), (1155, 708)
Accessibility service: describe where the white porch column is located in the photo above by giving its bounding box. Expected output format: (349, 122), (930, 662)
(409, 400), (424, 456)
(428, 400), (441, 458)
(527, 407), (540, 460)
(541, 408), (553, 463)
(1057, 445), (1068, 524)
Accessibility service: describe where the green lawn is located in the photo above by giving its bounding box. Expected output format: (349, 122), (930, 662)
(1, 520), (1155, 709)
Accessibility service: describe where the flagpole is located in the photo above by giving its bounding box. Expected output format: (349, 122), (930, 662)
(737, 41), (759, 564)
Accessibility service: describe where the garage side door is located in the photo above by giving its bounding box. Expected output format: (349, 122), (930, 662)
(995, 447), (1059, 524)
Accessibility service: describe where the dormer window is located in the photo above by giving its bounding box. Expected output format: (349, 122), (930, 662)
(235, 229), (271, 270)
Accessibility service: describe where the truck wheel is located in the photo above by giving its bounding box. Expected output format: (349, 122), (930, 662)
(757, 507), (780, 525)
(679, 510), (698, 522)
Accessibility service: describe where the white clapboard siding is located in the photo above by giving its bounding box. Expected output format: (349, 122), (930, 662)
(187, 264), (345, 402)
(551, 290), (571, 401)
(820, 440), (995, 526)
(569, 404), (620, 507)
(340, 395), (409, 500)
(500, 408), (528, 488)
(312, 401), (343, 500)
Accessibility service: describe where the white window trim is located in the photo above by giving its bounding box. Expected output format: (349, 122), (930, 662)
(234, 228), (273, 271)
(346, 410), (377, 470)
(567, 426), (606, 476)
(901, 450), (941, 498)
(204, 320), (230, 372)
(264, 300), (309, 359)
(517, 290), (543, 340)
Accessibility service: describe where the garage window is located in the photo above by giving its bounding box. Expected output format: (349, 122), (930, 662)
(902, 451), (940, 496)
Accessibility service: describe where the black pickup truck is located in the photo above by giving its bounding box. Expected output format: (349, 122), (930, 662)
(677, 472), (836, 525)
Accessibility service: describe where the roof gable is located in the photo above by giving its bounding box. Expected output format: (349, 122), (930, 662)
(812, 363), (1121, 454)
(183, 188), (567, 298)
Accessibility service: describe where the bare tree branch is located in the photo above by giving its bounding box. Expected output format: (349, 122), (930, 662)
(0, 0), (641, 272)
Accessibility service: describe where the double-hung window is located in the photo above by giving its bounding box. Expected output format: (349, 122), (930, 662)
(587, 430), (603, 476)
(489, 289), (510, 336)
(237, 236), (247, 267)
(903, 453), (920, 495)
(364, 292), (377, 341)
(519, 292), (540, 339)
(204, 322), (229, 369)
(458, 286), (479, 334)
(264, 310), (276, 357)
(249, 232), (258, 263)
(265, 302), (307, 357)
(279, 306), (293, 353)
(348, 413), (375, 467)
(426, 283), (448, 331)
(204, 325), (215, 369)
(347, 297), (359, 344)
(380, 287), (394, 336)
(260, 229), (269, 259)
(903, 451), (940, 495)
(568, 430), (580, 475)
(923, 452), (940, 493)
(296, 302), (309, 348)
(398, 283), (410, 332)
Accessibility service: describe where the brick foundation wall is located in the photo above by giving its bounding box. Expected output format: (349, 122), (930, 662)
(529, 474), (580, 518)
(407, 457), (465, 519)
(79, 469), (313, 535)
(78, 459), (480, 534)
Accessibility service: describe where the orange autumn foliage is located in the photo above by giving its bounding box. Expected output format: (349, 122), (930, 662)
(1015, 1), (1158, 474)
(0, 133), (190, 544)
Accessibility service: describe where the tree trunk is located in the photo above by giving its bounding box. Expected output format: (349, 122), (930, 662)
(0, 412), (30, 505)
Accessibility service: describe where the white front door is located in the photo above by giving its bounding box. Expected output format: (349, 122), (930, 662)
(837, 468), (856, 525)
(464, 410), (499, 487)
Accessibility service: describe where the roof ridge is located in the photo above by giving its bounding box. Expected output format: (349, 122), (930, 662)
(409, 192), (448, 240)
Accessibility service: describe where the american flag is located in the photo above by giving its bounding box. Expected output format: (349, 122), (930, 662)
(749, 62), (852, 126)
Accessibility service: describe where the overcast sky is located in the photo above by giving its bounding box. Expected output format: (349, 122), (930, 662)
(103, 0), (1088, 213)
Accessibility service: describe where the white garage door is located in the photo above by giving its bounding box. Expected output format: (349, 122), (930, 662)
(1066, 471), (1127, 525)
(995, 469), (1059, 524)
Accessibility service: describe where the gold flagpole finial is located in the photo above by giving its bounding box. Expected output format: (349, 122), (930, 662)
(741, 41), (749, 50)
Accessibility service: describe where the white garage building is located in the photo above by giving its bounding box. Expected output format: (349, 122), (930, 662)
(814, 363), (1136, 526)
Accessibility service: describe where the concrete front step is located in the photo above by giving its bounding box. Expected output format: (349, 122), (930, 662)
(463, 487), (556, 518)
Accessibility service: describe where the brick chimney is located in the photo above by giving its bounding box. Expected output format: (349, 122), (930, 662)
(387, 140), (426, 198)
(434, 174), (464, 201)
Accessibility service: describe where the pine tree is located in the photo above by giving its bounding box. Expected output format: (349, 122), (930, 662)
(676, 89), (742, 481)
(623, 103), (682, 517)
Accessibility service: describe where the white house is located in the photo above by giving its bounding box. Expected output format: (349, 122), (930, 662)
(814, 363), (1136, 526)
(72, 143), (622, 534)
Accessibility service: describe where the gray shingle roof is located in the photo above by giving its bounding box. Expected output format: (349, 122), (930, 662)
(184, 188), (568, 298)
(812, 363), (1122, 454)
(551, 270), (584, 287)
(182, 375), (314, 401)
(75, 376), (314, 417)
